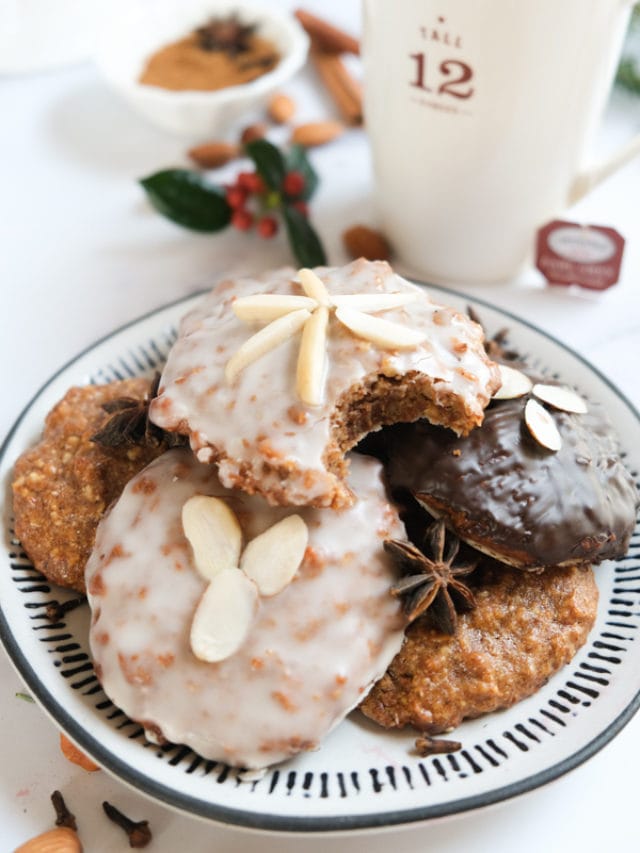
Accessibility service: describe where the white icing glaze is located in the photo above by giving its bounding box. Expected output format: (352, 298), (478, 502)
(149, 260), (498, 506)
(86, 449), (406, 769)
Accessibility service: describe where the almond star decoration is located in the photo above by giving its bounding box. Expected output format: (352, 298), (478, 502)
(224, 268), (427, 406)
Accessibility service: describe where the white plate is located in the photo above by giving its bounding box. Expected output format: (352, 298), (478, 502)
(1, 285), (639, 833)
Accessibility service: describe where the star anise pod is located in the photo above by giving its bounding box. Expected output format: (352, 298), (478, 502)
(195, 15), (256, 55)
(384, 519), (478, 634)
(91, 373), (183, 450)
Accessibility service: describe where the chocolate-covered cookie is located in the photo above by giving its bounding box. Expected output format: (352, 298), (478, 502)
(383, 372), (638, 570)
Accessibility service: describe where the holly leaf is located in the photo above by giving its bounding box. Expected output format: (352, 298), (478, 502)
(140, 169), (231, 232)
(283, 204), (327, 267)
(616, 57), (640, 94)
(245, 139), (286, 190)
(285, 144), (319, 200)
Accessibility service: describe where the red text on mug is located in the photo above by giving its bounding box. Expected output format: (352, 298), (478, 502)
(408, 16), (475, 107)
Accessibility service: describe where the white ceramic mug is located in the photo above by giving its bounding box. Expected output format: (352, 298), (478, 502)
(362, 0), (640, 284)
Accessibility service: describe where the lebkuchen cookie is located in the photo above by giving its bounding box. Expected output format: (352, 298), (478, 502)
(12, 378), (165, 592)
(86, 448), (406, 769)
(149, 260), (500, 509)
(360, 560), (599, 733)
(383, 364), (639, 570)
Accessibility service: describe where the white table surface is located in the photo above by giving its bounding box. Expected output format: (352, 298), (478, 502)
(1, 1), (639, 850)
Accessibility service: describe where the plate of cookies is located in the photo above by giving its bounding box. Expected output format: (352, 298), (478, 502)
(2, 259), (639, 832)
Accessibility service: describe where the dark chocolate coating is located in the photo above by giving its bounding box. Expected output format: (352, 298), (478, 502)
(384, 392), (639, 569)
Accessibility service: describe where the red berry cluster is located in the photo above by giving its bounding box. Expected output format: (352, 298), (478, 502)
(283, 170), (309, 217)
(225, 169), (307, 238)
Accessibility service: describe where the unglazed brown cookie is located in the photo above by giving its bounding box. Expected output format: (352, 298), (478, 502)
(360, 562), (598, 733)
(12, 379), (165, 592)
(149, 260), (500, 509)
(382, 374), (638, 570)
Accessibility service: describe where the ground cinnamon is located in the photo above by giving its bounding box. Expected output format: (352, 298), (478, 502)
(139, 29), (279, 92)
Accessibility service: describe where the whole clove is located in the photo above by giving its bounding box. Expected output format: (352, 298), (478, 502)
(103, 801), (152, 848)
(414, 735), (462, 757)
(51, 789), (77, 831)
(45, 596), (86, 622)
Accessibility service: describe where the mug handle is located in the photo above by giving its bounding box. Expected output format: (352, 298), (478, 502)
(568, 134), (640, 204)
(569, 0), (639, 203)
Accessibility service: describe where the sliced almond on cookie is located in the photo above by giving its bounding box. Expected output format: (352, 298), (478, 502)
(532, 383), (587, 414)
(493, 364), (533, 399)
(240, 515), (309, 596)
(233, 294), (317, 323)
(182, 496), (242, 581)
(335, 306), (426, 349)
(296, 305), (329, 406)
(190, 568), (258, 662)
(332, 292), (418, 312)
(525, 398), (562, 451)
(225, 308), (311, 383)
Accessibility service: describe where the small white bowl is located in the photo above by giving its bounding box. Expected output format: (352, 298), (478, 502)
(95, 0), (309, 138)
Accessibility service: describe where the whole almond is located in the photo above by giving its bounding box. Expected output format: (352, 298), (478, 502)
(267, 92), (296, 124)
(240, 514), (309, 596)
(240, 122), (268, 145)
(342, 224), (391, 261)
(182, 495), (242, 581)
(190, 568), (259, 662)
(14, 826), (82, 853)
(290, 120), (344, 147)
(60, 733), (100, 772)
(188, 141), (240, 169)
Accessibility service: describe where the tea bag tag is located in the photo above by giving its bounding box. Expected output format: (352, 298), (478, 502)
(535, 220), (625, 291)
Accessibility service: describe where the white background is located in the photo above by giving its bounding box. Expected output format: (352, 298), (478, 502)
(1, 1), (639, 849)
